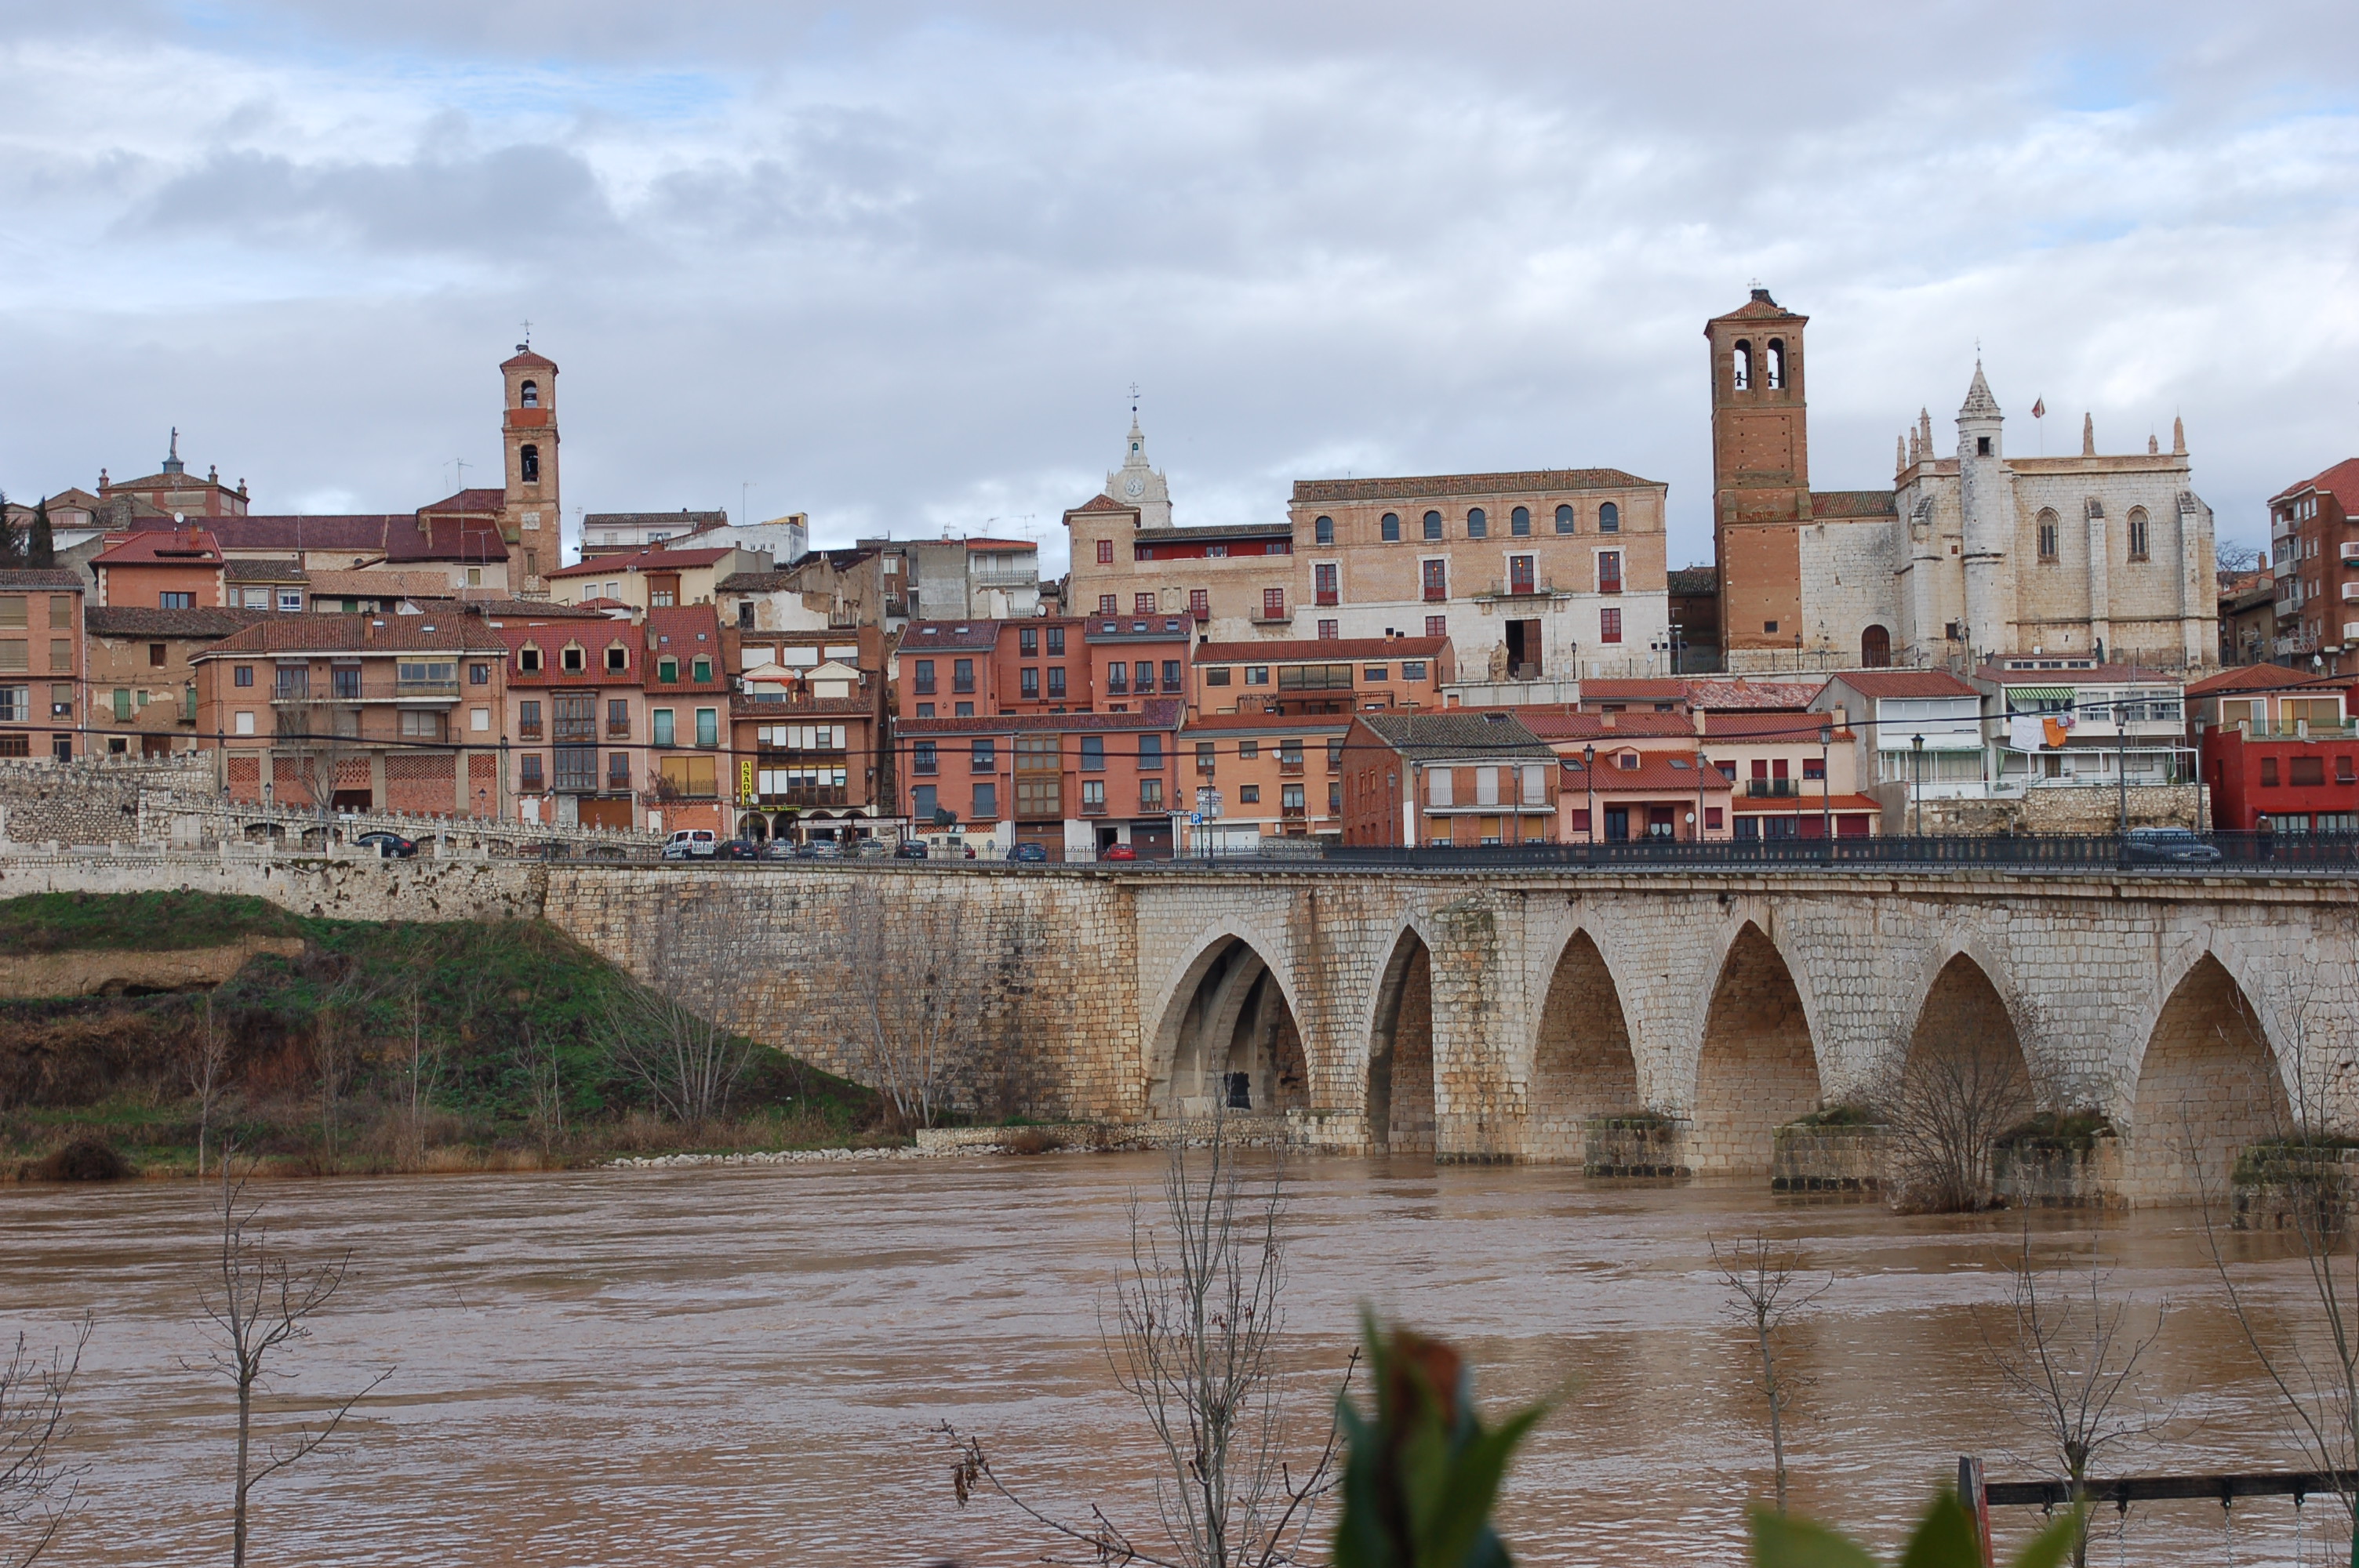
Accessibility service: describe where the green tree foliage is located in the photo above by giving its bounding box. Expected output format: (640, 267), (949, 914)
(1750, 1489), (2080, 1568)
(26, 500), (51, 569)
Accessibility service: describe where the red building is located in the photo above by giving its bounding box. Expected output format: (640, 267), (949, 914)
(2186, 665), (2359, 833)
(92, 526), (227, 608)
(2267, 458), (2359, 673)
(1338, 712), (1560, 847)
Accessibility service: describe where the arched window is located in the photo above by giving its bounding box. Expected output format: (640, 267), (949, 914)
(1598, 502), (1620, 534)
(1314, 514), (1334, 545)
(1732, 339), (1752, 391)
(1860, 625), (1892, 668)
(1422, 510), (1443, 541)
(520, 379), (540, 408)
(1466, 507), (1487, 539)
(1510, 506), (1531, 537)
(2127, 507), (2150, 560)
(1380, 512), (1401, 543)
(520, 444), (540, 483)
(1554, 504), (1575, 535)
(2036, 509), (2059, 562)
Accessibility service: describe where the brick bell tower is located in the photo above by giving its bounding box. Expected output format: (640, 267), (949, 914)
(499, 343), (559, 593)
(1706, 289), (1810, 662)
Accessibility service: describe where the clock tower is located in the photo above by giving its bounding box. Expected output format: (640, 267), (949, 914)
(1106, 416), (1172, 529)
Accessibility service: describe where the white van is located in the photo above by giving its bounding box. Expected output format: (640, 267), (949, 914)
(662, 829), (719, 860)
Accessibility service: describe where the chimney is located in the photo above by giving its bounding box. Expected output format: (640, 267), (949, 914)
(1695, 709), (1707, 736)
(1600, 710), (1616, 729)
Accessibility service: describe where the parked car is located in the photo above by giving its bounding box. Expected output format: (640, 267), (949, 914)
(808, 840), (845, 860)
(715, 837), (761, 861)
(892, 839), (930, 861)
(761, 838), (800, 861)
(662, 829), (720, 861)
(853, 838), (890, 859)
(2122, 826), (2223, 865)
(1100, 843), (1137, 862)
(1010, 842), (1048, 862)
(353, 831), (418, 859)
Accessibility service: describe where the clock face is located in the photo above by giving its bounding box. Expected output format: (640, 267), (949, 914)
(1124, 475), (1146, 499)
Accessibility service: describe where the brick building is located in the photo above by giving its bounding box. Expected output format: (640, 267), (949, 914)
(731, 627), (893, 844)
(85, 606), (271, 756)
(2186, 665), (2359, 833)
(91, 526), (227, 608)
(1190, 635), (1450, 720)
(1338, 712), (1559, 847)
(0, 572), (84, 760)
(1183, 713), (1351, 848)
(194, 613), (511, 816)
(2266, 458), (2359, 673)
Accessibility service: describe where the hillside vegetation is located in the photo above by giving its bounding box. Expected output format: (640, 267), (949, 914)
(0, 892), (880, 1177)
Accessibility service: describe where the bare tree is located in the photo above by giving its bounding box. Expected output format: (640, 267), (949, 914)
(836, 881), (1016, 1131)
(598, 891), (758, 1124)
(183, 996), (230, 1178)
(0, 1318), (88, 1568)
(1885, 1029), (2034, 1213)
(310, 965), (384, 1162)
(943, 1112), (1348, 1566)
(397, 980), (447, 1167)
(272, 699), (360, 840)
(1713, 1233), (1829, 1515)
(198, 1156), (389, 1568)
(518, 1022), (565, 1156)
(1977, 1229), (2168, 1568)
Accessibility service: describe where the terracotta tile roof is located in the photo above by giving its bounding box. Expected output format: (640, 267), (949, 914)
(128, 514), (401, 553)
(547, 545), (734, 577)
(2185, 666), (2355, 696)
(1292, 469), (1654, 504)
(224, 558), (305, 582)
(1708, 288), (1805, 324)
(1068, 494), (1137, 514)
(386, 517), (504, 564)
(1579, 678), (1689, 702)
(1518, 710), (1695, 740)
(1357, 712), (1555, 761)
(962, 538), (1038, 551)
(86, 606), (273, 639)
(493, 623), (628, 690)
(642, 605), (731, 691)
(460, 597), (608, 622)
(501, 349), (558, 370)
(94, 529), (223, 564)
(1809, 490), (1897, 519)
(1823, 670), (1979, 699)
(1561, 750), (1733, 792)
(586, 510), (728, 530)
(1181, 713), (1354, 735)
(1667, 566), (1718, 595)
(304, 569), (453, 601)
(1196, 636), (1447, 663)
(417, 488), (507, 516)
(900, 620), (1003, 652)
(896, 699), (1184, 735)
(1685, 679), (1825, 711)
(0, 569), (85, 590)
(1694, 710), (1848, 740)
(1730, 792), (1881, 814)
(191, 612), (507, 657)
(2267, 457), (2359, 513)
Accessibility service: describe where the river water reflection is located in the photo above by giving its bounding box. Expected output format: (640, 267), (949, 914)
(2, 1154), (2343, 1566)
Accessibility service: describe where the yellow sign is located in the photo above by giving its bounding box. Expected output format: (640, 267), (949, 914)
(740, 759), (755, 804)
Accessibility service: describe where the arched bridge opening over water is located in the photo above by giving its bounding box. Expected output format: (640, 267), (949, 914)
(542, 863), (2359, 1206)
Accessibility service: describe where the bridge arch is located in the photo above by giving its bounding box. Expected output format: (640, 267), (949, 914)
(1365, 921), (1439, 1155)
(2123, 951), (2289, 1203)
(1144, 926), (1311, 1119)
(1523, 927), (1641, 1160)
(1691, 920), (1824, 1175)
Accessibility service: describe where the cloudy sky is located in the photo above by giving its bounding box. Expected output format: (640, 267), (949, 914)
(2, 2), (2354, 573)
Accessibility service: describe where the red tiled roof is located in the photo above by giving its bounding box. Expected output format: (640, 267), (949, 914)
(1810, 490), (1897, 519)
(2268, 457), (2359, 513)
(1181, 713), (1355, 732)
(1823, 670), (1979, 699)
(1708, 289), (1805, 325)
(1695, 711), (1850, 740)
(1068, 494), (1136, 514)
(900, 620), (1003, 651)
(1517, 710), (1695, 740)
(191, 612), (507, 657)
(387, 516), (505, 564)
(1292, 469), (1655, 504)
(1561, 750), (1733, 792)
(643, 604), (731, 691)
(417, 488), (507, 516)
(2185, 666), (2355, 696)
(1730, 792), (1881, 815)
(495, 622), (634, 688)
(502, 350), (558, 371)
(87, 606), (273, 639)
(125, 514), (402, 553)
(547, 545), (734, 577)
(1196, 637), (1447, 663)
(94, 529), (223, 565)
(0, 570), (83, 591)
(1685, 679), (1825, 711)
(963, 538), (1038, 551)
(1579, 678), (1689, 702)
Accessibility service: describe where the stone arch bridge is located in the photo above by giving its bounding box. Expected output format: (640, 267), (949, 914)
(543, 865), (2359, 1204)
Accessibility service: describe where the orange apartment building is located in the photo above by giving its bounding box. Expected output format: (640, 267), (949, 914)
(1190, 635), (1450, 719)
(732, 627), (892, 844)
(91, 527), (227, 608)
(0, 572), (84, 760)
(1338, 712), (1560, 847)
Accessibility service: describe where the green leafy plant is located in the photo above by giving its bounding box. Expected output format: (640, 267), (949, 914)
(1331, 1316), (1546, 1568)
(1750, 1487), (2080, 1568)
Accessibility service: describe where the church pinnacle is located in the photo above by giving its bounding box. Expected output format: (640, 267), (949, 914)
(1959, 361), (2001, 420)
(1106, 402), (1172, 529)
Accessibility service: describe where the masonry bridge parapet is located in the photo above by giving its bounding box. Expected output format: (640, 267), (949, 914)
(6, 849), (2350, 1205)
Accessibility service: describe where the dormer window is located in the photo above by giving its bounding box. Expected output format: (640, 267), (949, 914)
(605, 643), (628, 673)
(1616, 751), (1640, 771)
(561, 642), (585, 673)
(519, 644), (543, 673)
(692, 656), (712, 681)
(520, 444), (540, 482)
(520, 380), (539, 408)
(1732, 339), (1752, 390)
(658, 656), (679, 683)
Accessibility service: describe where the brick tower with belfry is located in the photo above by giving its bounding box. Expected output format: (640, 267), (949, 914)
(1706, 288), (1811, 664)
(499, 339), (559, 593)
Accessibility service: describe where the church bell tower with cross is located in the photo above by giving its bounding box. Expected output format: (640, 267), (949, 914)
(1105, 387), (1172, 529)
(498, 331), (559, 590)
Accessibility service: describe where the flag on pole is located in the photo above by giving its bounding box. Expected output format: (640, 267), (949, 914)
(2030, 397), (2045, 418)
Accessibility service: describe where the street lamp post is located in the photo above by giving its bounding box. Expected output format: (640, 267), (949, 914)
(1819, 724), (1834, 851)
(1694, 748), (1707, 846)
(1583, 743), (1596, 862)
(1911, 732), (1925, 837)
(2115, 699), (2129, 836)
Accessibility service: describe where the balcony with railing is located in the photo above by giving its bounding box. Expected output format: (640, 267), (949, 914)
(1745, 779), (1801, 798)
(1477, 578), (1564, 601)
(757, 785), (850, 808)
(393, 678), (462, 699)
(1252, 602), (1293, 625)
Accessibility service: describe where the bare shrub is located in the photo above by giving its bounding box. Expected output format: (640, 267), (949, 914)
(198, 1156), (390, 1567)
(1885, 1031), (2033, 1213)
(184, 997), (231, 1178)
(945, 1112), (1346, 1566)
(1713, 1232), (1829, 1515)
(598, 892), (760, 1124)
(1978, 1229), (2168, 1568)
(0, 1316), (87, 1567)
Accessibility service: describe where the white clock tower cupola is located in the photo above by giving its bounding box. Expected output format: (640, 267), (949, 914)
(1106, 408), (1172, 530)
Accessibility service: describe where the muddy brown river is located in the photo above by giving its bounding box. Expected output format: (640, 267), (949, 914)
(3, 1155), (2349, 1565)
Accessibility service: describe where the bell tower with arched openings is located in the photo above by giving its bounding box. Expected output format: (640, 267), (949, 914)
(499, 343), (559, 592)
(1707, 288), (1811, 662)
